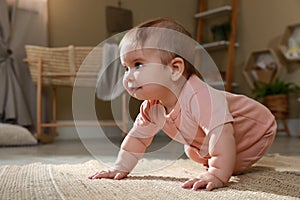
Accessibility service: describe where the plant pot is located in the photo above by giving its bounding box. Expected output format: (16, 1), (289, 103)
(264, 94), (288, 119)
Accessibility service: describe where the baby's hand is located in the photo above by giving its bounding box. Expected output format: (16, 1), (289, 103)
(88, 169), (128, 180)
(181, 172), (224, 191)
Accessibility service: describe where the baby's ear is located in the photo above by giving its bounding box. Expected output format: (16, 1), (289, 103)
(170, 57), (185, 81)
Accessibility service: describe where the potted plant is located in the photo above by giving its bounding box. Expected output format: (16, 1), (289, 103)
(254, 79), (300, 119)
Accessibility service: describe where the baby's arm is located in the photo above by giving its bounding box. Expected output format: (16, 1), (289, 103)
(182, 123), (236, 191)
(208, 123), (236, 183)
(89, 135), (153, 180)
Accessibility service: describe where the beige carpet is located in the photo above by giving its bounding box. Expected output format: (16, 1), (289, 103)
(0, 154), (299, 200)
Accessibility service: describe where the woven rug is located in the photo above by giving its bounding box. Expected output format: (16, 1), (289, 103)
(0, 154), (299, 200)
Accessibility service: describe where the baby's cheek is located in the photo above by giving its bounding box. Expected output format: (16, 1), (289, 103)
(122, 79), (128, 89)
(122, 80), (132, 95)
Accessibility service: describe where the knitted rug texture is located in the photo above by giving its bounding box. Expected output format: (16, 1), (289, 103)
(0, 154), (299, 200)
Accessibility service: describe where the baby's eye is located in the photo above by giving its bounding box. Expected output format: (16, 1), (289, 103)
(135, 62), (143, 69)
(123, 66), (129, 72)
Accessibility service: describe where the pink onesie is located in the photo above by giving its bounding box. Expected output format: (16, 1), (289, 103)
(128, 75), (277, 173)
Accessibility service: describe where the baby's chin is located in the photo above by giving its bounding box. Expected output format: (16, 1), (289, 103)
(131, 90), (147, 101)
(132, 92), (145, 100)
(126, 88), (141, 99)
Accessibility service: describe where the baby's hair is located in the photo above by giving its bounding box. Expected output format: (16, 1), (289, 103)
(120, 17), (201, 79)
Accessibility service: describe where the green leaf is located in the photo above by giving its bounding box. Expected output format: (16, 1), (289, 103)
(253, 79), (300, 98)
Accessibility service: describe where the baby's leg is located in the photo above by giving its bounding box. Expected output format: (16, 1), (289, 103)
(184, 145), (208, 167)
(233, 129), (276, 174)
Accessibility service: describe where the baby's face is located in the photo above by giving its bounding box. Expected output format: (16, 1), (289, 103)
(121, 49), (173, 100)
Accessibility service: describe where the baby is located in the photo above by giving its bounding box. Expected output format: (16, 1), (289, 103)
(89, 18), (276, 191)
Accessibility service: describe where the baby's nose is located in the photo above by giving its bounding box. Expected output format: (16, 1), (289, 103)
(124, 70), (135, 82)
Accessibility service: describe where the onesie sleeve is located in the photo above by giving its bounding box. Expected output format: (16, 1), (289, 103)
(190, 87), (233, 135)
(128, 100), (165, 139)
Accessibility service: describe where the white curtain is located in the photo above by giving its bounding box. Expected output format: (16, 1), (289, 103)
(0, 0), (48, 128)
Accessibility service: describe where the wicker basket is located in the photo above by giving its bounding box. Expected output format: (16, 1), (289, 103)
(264, 94), (288, 119)
(25, 45), (103, 87)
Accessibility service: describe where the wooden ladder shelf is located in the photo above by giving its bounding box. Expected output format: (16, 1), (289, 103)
(195, 0), (239, 92)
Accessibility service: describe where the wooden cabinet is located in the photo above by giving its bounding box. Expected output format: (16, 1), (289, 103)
(195, 0), (239, 91)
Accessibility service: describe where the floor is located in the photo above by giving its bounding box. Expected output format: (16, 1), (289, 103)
(0, 133), (299, 166)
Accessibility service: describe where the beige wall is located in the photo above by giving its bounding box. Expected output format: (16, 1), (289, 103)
(48, 0), (300, 120)
(48, 0), (198, 120)
(48, 0), (198, 46)
(236, 0), (300, 94)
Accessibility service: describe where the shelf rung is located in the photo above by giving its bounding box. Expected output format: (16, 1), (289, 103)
(194, 5), (232, 18)
(209, 81), (239, 89)
(198, 40), (239, 51)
